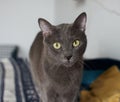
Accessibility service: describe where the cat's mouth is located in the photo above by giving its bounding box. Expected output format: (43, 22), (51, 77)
(63, 60), (75, 67)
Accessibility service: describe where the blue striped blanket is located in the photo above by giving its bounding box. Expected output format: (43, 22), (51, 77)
(0, 58), (39, 102)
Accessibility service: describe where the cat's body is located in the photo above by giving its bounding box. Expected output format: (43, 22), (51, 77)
(29, 12), (87, 102)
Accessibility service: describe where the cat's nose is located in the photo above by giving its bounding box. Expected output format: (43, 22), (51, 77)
(65, 55), (72, 61)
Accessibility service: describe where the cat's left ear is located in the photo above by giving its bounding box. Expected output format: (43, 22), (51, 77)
(73, 12), (87, 32)
(38, 18), (53, 37)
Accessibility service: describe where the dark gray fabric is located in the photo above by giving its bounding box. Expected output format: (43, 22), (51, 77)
(0, 45), (18, 59)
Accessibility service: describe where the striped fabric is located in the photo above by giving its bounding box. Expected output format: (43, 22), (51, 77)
(0, 58), (40, 102)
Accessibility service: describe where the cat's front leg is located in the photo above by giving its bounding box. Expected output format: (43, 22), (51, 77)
(45, 88), (59, 102)
(61, 92), (78, 102)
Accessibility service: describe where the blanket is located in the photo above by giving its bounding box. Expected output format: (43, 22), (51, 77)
(0, 58), (39, 102)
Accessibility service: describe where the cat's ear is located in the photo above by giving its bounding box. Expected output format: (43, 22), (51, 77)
(38, 18), (53, 37)
(73, 12), (87, 32)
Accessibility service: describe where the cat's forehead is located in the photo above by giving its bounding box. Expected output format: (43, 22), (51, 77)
(53, 24), (73, 41)
(56, 24), (72, 33)
(55, 23), (81, 40)
(55, 24), (73, 39)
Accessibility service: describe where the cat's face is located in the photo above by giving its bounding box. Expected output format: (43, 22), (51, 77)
(38, 12), (87, 67)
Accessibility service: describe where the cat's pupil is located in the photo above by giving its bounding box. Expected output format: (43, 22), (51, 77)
(55, 43), (59, 47)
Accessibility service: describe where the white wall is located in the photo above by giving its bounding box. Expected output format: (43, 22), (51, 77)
(0, 0), (55, 57)
(55, 0), (120, 60)
(0, 0), (120, 59)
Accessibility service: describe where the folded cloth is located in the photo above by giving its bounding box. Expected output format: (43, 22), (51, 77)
(80, 65), (120, 102)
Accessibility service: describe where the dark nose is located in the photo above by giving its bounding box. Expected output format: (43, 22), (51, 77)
(65, 55), (72, 60)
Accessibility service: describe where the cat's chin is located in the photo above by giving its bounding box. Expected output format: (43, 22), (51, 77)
(64, 64), (73, 68)
(63, 61), (75, 68)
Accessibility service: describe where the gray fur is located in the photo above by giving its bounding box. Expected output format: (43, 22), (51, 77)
(29, 12), (87, 102)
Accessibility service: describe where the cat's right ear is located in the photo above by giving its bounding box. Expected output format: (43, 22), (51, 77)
(73, 12), (87, 32)
(38, 18), (53, 37)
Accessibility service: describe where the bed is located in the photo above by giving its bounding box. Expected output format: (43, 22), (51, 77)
(0, 45), (120, 102)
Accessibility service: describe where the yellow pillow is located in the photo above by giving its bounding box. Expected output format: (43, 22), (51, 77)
(80, 65), (120, 102)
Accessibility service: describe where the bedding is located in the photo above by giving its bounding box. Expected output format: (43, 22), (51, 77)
(82, 58), (120, 89)
(80, 65), (120, 102)
(0, 58), (39, 102)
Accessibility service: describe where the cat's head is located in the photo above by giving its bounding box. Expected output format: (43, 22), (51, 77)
(38, 12), (87, 67)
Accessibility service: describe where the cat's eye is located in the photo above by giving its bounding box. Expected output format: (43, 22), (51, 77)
(53, 42), (61, 49)
(73, 40), (80, 47)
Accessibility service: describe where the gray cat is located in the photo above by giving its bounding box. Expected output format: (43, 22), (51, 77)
(29, 12), (87, 102)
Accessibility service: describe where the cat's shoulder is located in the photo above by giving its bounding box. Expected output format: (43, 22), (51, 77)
(29, 32), (43, 60)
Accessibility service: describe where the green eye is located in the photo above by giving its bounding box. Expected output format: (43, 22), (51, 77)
(53, 42), (61, 49)
(73, 40), (80, 47)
